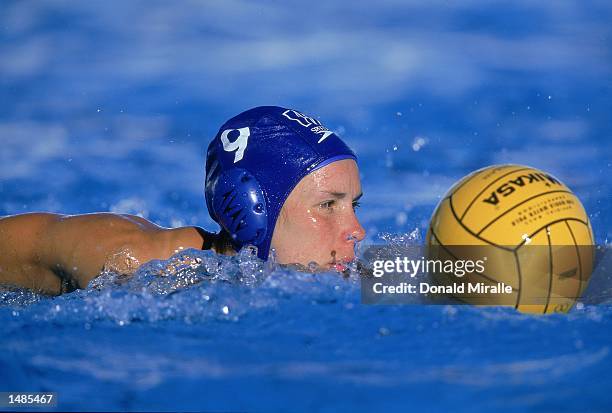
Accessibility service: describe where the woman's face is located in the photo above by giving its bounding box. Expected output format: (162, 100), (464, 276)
(270, 159), (366, 270)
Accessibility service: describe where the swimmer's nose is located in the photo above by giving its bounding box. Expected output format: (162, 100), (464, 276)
(345, 212), (366, 244)
(338, 214), (365, 261)
(332, 211), (366, 266)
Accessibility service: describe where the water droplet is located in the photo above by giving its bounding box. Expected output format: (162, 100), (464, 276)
(395, 211), (408, 226)
(385, 153), (393, 168)
(412, 136), (427, 151)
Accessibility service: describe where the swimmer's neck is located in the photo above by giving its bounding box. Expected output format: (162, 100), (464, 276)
(175, 226), (237, 256)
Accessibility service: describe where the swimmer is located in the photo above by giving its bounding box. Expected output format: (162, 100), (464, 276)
(0, 106), (366, 295)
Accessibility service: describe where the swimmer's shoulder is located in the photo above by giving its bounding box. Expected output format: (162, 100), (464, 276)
(162, 226), (216, 252)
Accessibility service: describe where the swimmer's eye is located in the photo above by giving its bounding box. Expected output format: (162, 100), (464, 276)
(320, 200), (335, 210)
(319, 200), (361, 212)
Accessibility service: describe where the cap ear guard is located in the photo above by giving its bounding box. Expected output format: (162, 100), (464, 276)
(208, 168), (268, 247)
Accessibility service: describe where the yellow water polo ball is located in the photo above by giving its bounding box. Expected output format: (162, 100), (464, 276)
(426, 164), (594, 314)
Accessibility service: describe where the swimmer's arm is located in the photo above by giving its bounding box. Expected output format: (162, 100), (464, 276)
(38, 213), (210, 289)
(0, 212), (207, 294)
(0, 213), (65, 294)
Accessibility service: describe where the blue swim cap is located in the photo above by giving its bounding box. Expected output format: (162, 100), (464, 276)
(205, 106), (357, 260)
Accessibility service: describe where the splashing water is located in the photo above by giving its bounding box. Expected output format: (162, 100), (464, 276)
(379, 227), (423, 246)
(1, 232), (611, 412)
(1, 247), (363, 327)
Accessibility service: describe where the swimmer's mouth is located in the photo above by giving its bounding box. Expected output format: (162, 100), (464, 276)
(328, 249), (353, 272)
(328, 258), (353, 272)
(331, 262), (347, 272)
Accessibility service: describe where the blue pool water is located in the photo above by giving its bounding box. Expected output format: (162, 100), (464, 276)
(1, 1), (611, 412)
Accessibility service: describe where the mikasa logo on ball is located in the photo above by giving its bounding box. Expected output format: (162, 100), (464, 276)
(483, 172), (562, 206)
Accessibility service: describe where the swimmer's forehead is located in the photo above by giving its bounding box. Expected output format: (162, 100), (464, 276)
(303, 160), (362, 200)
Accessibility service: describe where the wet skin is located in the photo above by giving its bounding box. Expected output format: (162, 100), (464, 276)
(271, 159), (366, 270)
(0, 159), (365, 295)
